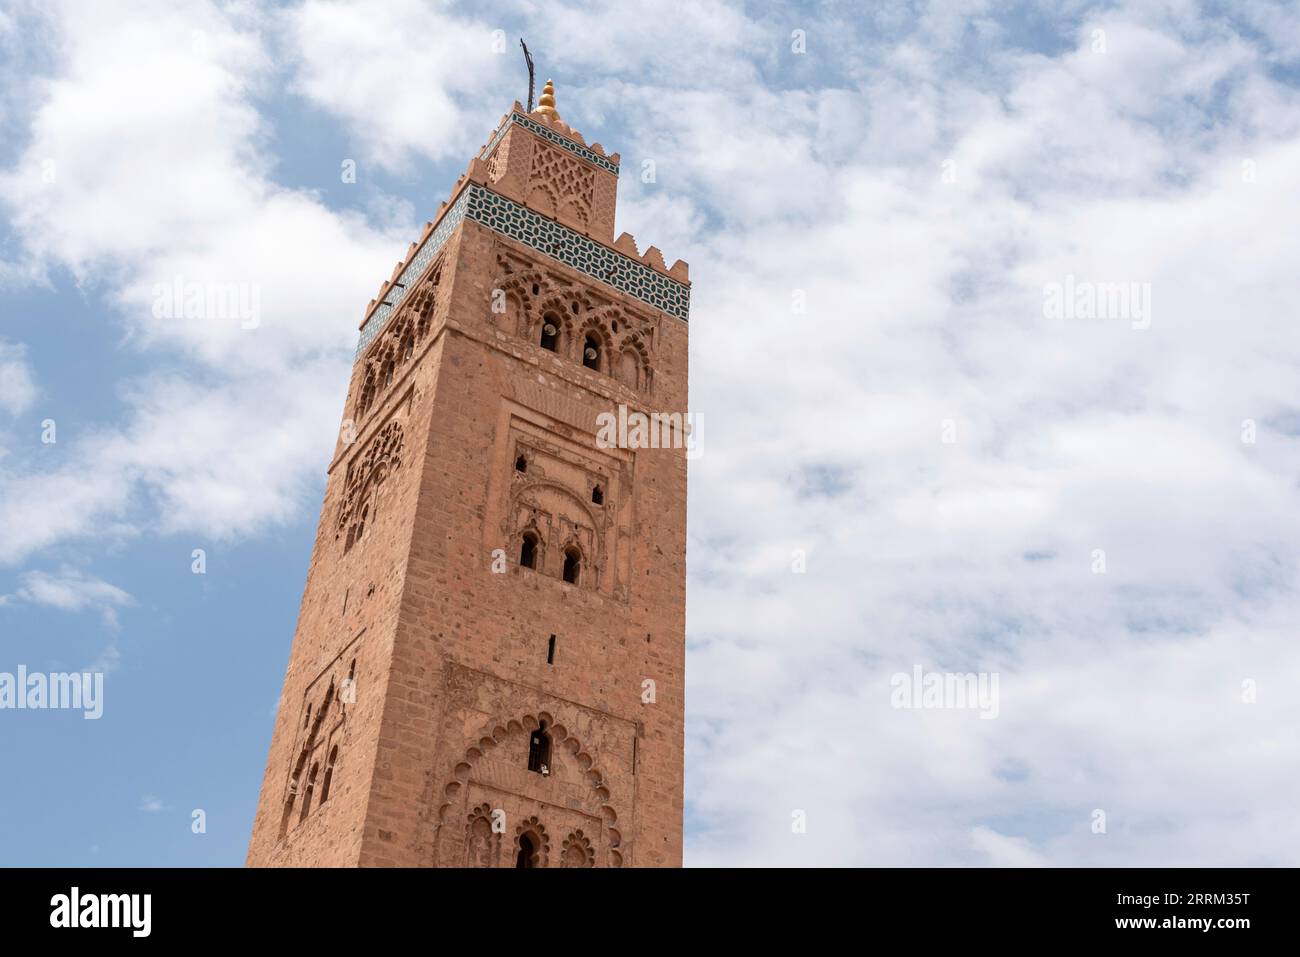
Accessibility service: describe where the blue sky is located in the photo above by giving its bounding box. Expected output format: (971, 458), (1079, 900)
(3, 0), (1300, 867)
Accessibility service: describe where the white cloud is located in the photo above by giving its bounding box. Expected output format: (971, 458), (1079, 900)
(281, 0), (505, 173)
(971, 826), (1051, 867)
(9, 567), (135, 629)
(0, 0), (412, 564)
(0, 339), (37, 415)
(138, 794), (166, 813)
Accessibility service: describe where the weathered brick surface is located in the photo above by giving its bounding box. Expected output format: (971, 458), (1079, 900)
(247, 102), (688, 868)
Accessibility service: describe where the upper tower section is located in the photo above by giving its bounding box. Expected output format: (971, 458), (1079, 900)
(354, 80), (690, 364)
(479, 79), (619, 242)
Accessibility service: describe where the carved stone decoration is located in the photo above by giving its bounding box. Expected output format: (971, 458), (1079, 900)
(465, 803), (500, 867)
(436, 710), (624, 867)
(337, 420), (404, 549)
(355, 264), (441, 421)
(528, 143), (595, 229)
(486, 249), (658, 393)
(508, 479), (602, 583)
(561, 830), (595, 867)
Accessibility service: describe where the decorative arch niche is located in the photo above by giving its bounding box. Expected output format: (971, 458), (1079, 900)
(436, 711), (624, 867)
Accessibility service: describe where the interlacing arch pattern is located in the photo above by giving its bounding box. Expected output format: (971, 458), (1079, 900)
(279, 679), (344, 840)
(438, 711), (624, 867)
(355, 266), (442, 421)
(528, 143), (595, 228)
(337, 420), (404, 552)
(490, 260), (653, 394)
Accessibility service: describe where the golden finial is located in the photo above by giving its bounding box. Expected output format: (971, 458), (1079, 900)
(533, 78), (559, 120)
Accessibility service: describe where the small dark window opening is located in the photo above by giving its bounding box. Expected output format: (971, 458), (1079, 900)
(547, 634), (556, 665)
(519, 532), (538, 569)
(515, 454), (527, 473)
(562, 546), (581, 585)
(531, 282), (540, 296)
(348, 659), (356, 681)
(582, 335), (600, 370)
(591, 485), (603, 505)
(571, 302), (580, 314)
(527, 724), (551, 774)
(516, 833), (536, 868)
(611, 319), (619, 333)
(540, 316), (559, 352)
(303, 703), (312, 729)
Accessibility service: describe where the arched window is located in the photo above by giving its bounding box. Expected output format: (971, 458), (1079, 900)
(527, 723), (551, 774)
(539, 314), (560, 352)
(299, 763), (319, 823)
(591, 484), (603, 505)
(582, 334), (600, 370)
(515, 454), (527, 473)
(516, 833), (537, 868)
(382, 359), (395, 387)
(320, 746), (338, 805)
(402, 334), (414, 361)
(519, 531), (539, 569)
(562, 546), (581, 585)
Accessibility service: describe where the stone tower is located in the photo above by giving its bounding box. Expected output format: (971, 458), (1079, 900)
(247, 82), (690, 868)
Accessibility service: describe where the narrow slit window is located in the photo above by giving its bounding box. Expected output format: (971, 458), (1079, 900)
(547, 634), (556, 665)
(320, 746), (338, 804)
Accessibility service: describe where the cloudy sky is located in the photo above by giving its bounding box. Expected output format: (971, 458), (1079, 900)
(2, 0), (1299, 867)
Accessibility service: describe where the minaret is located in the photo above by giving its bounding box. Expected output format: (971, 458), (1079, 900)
(247, 80), (691, 867)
